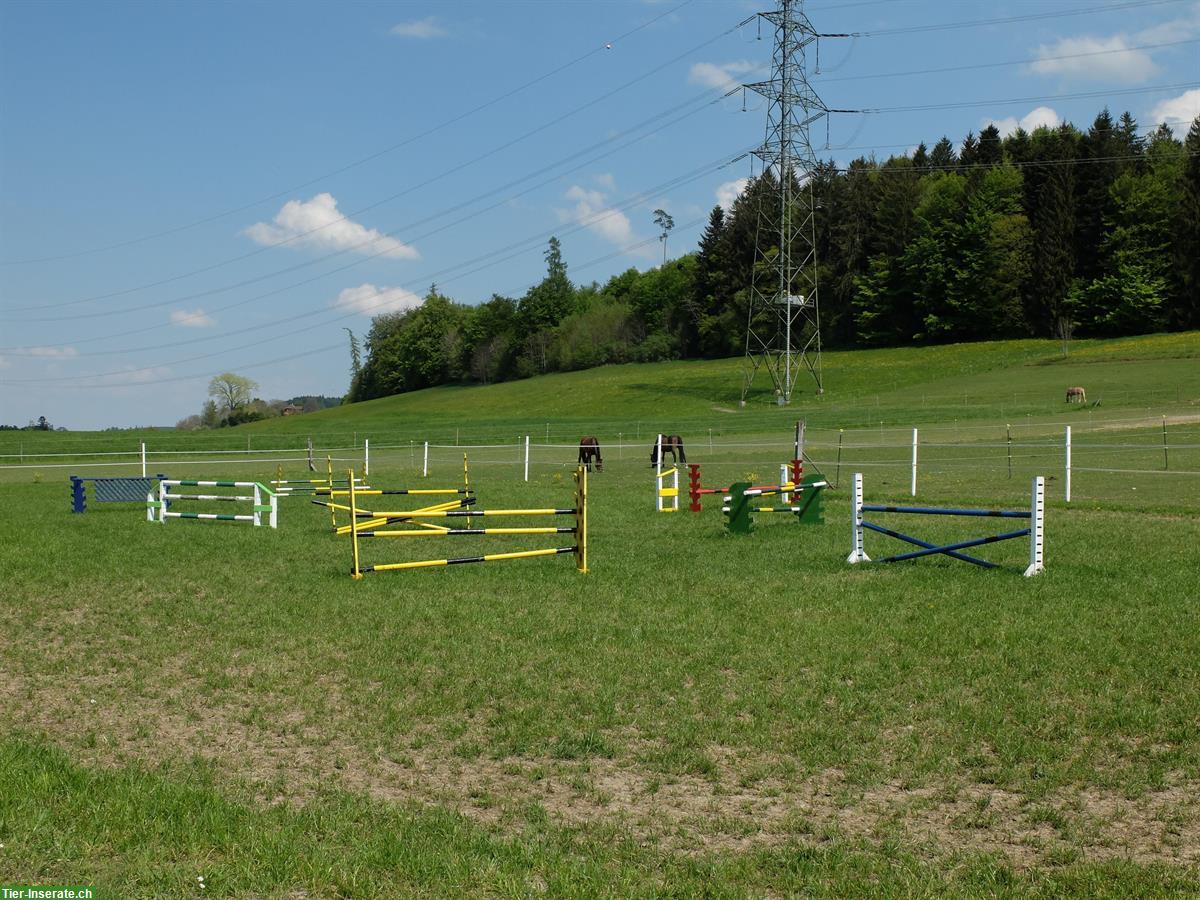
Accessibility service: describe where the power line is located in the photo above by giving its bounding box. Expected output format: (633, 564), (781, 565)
(3, 16), (744, 317)
(819, 38), (1200, 84)
(859, 82), (1200, 114)
(854, 0), (1189, 37)
(2, 88), (736, 333)
(0, 0), (696, 267)
(0, 151), (751, 383)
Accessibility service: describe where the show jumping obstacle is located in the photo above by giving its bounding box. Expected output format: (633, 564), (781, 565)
(654, 434), (679, 512)
(147, 480), (278, 528)
(71, 474), (167, 513)
(346, 466), (588, 577)
(313, 453), (473, 531)
(271, 456), (369, 498)
(847, 473), (1044, 576)
(688, 461), (804, 512)
(722, 475), (827, 535)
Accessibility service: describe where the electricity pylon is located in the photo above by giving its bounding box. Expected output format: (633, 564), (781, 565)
(740, 0), (827, 405)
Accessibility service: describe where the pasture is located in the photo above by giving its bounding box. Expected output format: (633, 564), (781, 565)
(2, 336), (1199, 896)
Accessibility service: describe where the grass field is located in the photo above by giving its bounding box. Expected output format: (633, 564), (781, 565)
(2, 336), (1199, 896)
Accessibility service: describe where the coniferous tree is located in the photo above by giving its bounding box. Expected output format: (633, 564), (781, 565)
(1175, 117), (1200, 329)
(1025, 125), (1079, 335)
(929, 136), (956, 170)
(978, 125), (1004, 167)
(959, 132), (980, 169)
(829, 159), (880, 345)
(1074, 109), (1124, 284)
(911, 142), (929, 171)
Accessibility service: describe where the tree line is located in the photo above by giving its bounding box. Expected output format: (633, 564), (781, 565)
(347, 109), (1200, 403)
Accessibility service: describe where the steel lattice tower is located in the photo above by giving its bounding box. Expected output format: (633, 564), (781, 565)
(741, 0), (825, 404)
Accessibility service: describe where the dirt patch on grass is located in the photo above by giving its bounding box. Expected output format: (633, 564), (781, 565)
(3, 666), (1198, 869)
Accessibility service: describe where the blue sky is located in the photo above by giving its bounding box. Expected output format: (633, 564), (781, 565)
(1, 0), (1197, 429)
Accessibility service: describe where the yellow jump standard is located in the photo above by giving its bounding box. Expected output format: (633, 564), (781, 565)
(348, 466), (588, 577)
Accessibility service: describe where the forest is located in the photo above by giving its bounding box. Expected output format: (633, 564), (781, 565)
(348, 110), (1200, 402)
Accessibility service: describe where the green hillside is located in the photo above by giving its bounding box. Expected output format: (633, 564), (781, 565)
(247, 332), (1200, 440)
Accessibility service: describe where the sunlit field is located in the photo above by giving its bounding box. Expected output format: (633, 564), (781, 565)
(2, 336), (1198, 896)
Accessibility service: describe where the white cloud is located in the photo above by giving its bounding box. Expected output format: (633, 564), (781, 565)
(716, 178), (748, 212)
(0, 356), (10, 369)
(21, 346), (79, 359)
(333, 283), (424, 317)
(1149, 88), (1200, 136)
(170, 308), (215, 328)
(245, 193), (419, 261)
(688, 60), (757, 92)
(562, 184), (638, 249)
(984, 107), (1062, 138)
(593, 173), (616, 191)
(1028, 35), (1159, 82)
(1135, 4), (1200, 44)
(390, 17), (446, 39)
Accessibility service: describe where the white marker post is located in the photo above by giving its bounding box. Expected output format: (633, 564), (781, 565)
(141, 441), (147, 477)
(1024, 475), (1045, 577)
(911, 428), (918, 497)
(524, 435), (530, 482)
(1065, 425), (1072, 503)
(423, 441), (429, 478)
(363, 439), (370, 477)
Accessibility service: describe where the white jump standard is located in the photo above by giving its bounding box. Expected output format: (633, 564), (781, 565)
(147, 480), (279, 528)
(847, 473), (1044, 577)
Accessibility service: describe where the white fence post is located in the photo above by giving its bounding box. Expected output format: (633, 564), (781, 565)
(423, 441), (428, 478)
(1065, 425), (1072, 503)
(141, 442), (147, 477)
(524, 435), (530, 482)
(911, 427), (918, 497)
(363, 439), (370, 477)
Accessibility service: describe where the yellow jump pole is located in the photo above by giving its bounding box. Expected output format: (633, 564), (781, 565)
(366, 547), (573, 573)
(576, 464), (588, 573)
(463, 452), (472, 529)
(334, 498), (467, 535)
(349, 468), (362, 580)
(358, 526), (573, 537)
(328, 456), (338, 529)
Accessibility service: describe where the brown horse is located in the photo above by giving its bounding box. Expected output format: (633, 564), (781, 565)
(578, 437), (603, 472)
(650, 434), (686, 467)
(1066, 386), (1086, 404)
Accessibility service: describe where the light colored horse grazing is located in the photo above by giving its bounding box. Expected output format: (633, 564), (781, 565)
(1066, 386), (1086, 404)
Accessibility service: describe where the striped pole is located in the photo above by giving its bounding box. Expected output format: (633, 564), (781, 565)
(847, 473), (869, 563)
(576, 464), (588, 573)
(359, 526), (575, 537)
(364, 547), (575, 573)
(1024, 475), (1045, 577)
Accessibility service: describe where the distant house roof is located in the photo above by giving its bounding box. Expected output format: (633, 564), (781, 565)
(281, 404), (301, 416)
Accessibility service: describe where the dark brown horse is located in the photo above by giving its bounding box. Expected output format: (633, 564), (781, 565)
(650, 434), (686, 467)
(578, 436), (603, 472)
